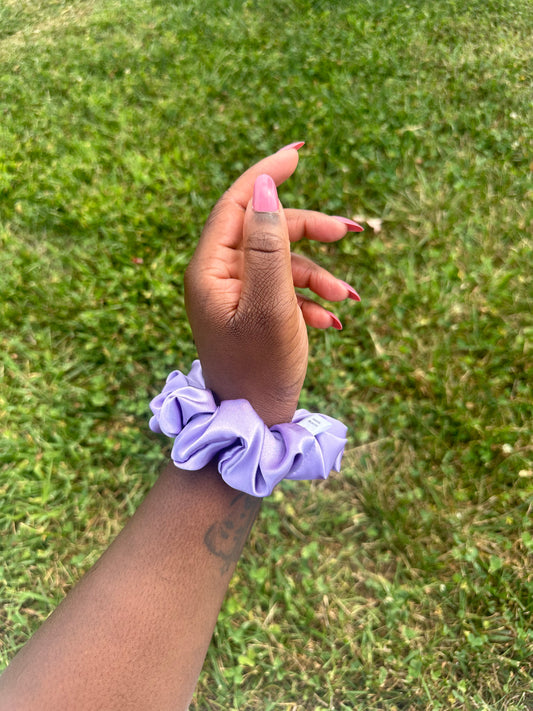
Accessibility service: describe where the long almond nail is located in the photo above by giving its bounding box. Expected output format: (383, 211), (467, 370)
(338, 280), (361, 302)
(253, 174), (279, 213)
(278, 141), (305, 152)
(332, 216), (364, 232)
(327, 312), (343, 330)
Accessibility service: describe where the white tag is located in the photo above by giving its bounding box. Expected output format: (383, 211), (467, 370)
(297, 414), (332, 436)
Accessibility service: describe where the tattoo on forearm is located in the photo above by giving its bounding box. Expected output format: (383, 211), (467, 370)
(204, 493), (260, 574)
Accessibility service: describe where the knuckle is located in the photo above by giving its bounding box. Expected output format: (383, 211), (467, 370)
(202, 191), (233, 233)
(229, 293), (294, 342)
(245, 229), (283, 255)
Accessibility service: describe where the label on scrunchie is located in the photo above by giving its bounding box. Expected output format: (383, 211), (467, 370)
(297, 414), (333, 437)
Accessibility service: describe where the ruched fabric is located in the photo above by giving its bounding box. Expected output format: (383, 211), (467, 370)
(149, 361), (347, 497)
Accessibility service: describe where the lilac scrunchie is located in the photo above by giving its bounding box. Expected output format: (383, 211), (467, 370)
(149, 361), (348, 497)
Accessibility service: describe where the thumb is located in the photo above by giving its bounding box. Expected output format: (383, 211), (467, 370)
(238, 174), (296, 330)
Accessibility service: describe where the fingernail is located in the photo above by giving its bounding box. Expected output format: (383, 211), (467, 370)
(332, 216), (364, 232)
(278, 141), (305, 152)
(327, 311), (343, 330)
(253, 174), (279, 213)
(338, 280), (361, 302)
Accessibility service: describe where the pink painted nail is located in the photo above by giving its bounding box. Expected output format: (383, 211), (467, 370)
(332, 216), (364, 232)
(327, 311), (343, 330)
(253, 174), (279, 213)
(338, 280), (361, 302)
(278, 141), (305, 152)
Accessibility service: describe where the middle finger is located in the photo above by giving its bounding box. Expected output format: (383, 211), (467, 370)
(285, 209), (363, 243)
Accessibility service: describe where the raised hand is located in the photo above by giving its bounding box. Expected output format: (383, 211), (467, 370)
(184, 145), (362, 427)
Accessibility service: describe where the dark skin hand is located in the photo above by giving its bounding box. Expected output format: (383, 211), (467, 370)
(0, 146), (358, 710)
(186, 148), (356, 425)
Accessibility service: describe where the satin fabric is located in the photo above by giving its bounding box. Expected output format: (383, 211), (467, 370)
(149, 361), (347, 497)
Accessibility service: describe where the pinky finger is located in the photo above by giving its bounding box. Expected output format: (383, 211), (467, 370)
(296, 294), (343, 330)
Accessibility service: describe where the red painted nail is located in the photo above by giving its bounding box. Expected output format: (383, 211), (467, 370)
(332, 216), (364, 232)
(278, 141), (305, 152)
(253, 174), (279, 213)
(338, 280), (361, 302)
(327, 311), (343, 330)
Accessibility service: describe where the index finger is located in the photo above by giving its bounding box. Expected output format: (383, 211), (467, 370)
(197, 147), (302, 255)
(225, 148), (301, 208)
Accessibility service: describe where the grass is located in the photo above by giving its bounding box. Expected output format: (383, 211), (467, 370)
(1, 0), (532, 708)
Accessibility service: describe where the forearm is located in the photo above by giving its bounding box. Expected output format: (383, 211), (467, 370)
(0, 146), (350, 710)
(0, 463), (261, 711)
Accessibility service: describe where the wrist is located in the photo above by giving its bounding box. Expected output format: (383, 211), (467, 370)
(206, 381), (298, 427)
(247, 400), (297, 429)
(203, 373), (303, 429)
(149, 362), (347, 498)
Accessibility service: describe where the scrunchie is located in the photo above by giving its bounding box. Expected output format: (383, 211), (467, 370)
(149, 361), (347, 497)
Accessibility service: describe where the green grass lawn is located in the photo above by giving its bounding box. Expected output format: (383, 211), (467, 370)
(1, 0), (532, 708)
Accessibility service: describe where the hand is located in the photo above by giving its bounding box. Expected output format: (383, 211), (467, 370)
(184, 146), (362, 427)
